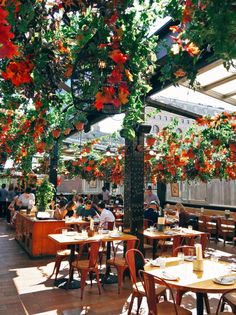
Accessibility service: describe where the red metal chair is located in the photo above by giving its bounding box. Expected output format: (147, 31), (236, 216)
(139, 270), (192, 315)
(219, 288), (236, 314)
(68, 240), (101, 299)
(104, 238), (138, 293)
(125, 248), (166, 315)
(48, 227), (78, 280)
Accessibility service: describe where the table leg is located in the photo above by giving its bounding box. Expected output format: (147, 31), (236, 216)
(102, 241), (118, 284)
(54, 244), (80, 290)
(196, 292), (204, 315)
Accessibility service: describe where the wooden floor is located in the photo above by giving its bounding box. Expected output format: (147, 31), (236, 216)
(0, 219), (234, 315)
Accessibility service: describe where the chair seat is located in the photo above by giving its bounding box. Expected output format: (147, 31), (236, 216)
(57, 249), (78, 256)
(156, 301), (192, 315)
(133, 282), (166, 296)
(107, 257), (126, 267)
(223, 291), (236, 307)
(72, 259), (98, 270)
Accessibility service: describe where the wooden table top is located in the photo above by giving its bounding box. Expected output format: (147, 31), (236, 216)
(143, 228), (207, 240)
(145, 259), (236, 293)
(48, 231), (137, 245)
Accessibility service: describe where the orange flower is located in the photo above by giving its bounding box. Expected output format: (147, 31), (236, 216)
(125, 69), (133, 82)
(185, 42), (200, 56)
(174, 68), (186, 78)
(109, 49), (128, 64)
(2, 59), (34, 86)
(118, 87), (129, 105)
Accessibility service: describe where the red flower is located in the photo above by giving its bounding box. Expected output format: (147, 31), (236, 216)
(2, 59), (34, 86)
(109, 49), (128, 64)
(108, 67), (122, 84)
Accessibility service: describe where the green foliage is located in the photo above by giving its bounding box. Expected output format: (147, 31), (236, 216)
(36, 179), (55, 211)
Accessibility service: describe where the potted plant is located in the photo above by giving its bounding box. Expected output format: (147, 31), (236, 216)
(36, 179), (55, 211)
(74, 114), (88, 131)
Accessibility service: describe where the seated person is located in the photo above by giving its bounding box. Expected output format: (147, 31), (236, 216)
(54, 199), (68, 220)
(144, 200), (159, 227)
(97, 201), (115, 229)
(76, 197), (84, 217)
(65, 200), (77, 218)
(176, 203), (197, 228)
(76, 199), (98, 219)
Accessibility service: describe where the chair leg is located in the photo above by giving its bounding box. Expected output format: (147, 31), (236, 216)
(95, 270), (101, 295)
(128, 293), (135, 315)
(137, 296), (142, 314)
(117, 267), (126, 294)
(203, 293), (210, 314)
(49, 255), (64, 280)
(80, 270), (88, 299)
(176, 290), (186, 305)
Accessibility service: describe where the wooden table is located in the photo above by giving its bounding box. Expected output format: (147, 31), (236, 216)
(143, 228), (209, 259)
(145, 259), (236, 315)
(48, 231), (137, 288)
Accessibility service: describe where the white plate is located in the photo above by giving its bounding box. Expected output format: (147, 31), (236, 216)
(150, 259), (161, 267)
(110, 233), (121, 238)
(184, 256), (196, 262)
(66, 232), (76, 236)
(74, 236), (88, 240)
(213, 276), (236, 285)
(161, 272), (179, 281)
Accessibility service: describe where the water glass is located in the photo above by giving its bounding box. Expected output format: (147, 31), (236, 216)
(177, 252), (185, 264)
(210, 254), (219, 263)
(188, 225), (193, 230)
(159, 258), (166, 269)
(62, 229), (67, 235)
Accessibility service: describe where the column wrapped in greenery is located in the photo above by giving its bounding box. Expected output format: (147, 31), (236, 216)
(36, 179), (55, 211)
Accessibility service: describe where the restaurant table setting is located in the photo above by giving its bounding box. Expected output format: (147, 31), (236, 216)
(145, 244), (236, 315)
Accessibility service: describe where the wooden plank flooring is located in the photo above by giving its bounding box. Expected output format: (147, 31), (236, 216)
(0, 219), (234, 315)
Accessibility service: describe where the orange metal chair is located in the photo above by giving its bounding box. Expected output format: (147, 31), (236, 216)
(68, 240), (101, 299)
(104, 238), (138, 293)
(139, 270), (192, 315)
(220, 288), (236, 314)
(49, 227), (78, 280)
(217, 218), (235, 246)
(125, 248), (166, 315)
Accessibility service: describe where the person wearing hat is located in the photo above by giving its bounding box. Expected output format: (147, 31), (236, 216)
(144, 185), (160, 206)
(144, 200), (159, 226)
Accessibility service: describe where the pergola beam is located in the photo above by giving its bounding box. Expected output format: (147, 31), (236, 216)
(146, 97), (201, 119)
(201, 73), (236, 91)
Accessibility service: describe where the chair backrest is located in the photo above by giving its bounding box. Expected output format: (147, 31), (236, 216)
(216, 288), (236, 315)
(88, 241), (101, 268)
(139, 270), (178, 315)
(217, 218), (235, 233)
(100, 221), (114, 230)
(173, 245), (196, 256)
(125, 249), (145, 291)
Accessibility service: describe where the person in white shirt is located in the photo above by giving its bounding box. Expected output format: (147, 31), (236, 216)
(144, 185), (160, 206)
(16, 187), (35, 209)
(101, 186), (110, 203)
(97, 201), (115, 229)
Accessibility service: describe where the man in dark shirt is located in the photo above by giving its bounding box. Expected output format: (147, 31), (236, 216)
(144, 200), (159, 226)
(77, 199), (98, 218)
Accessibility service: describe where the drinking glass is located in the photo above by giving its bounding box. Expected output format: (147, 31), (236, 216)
(177, 252), (185, 264)
(62, 229), (67, 235)
(159, 258), (166, 269)
(188, 225), (193, 230)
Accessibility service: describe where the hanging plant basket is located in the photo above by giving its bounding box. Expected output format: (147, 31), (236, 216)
(71, 34), (129, 116)
(75, 122), (85, 131)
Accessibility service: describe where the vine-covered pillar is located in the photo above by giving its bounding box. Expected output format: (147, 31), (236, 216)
(157, 182), (166, 209)
(49, 140), (58, 193)
(124, 133), (145, 251)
